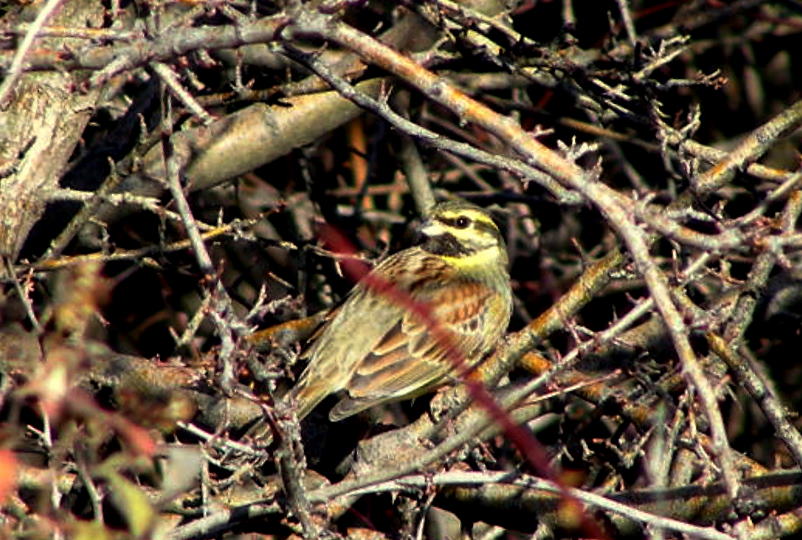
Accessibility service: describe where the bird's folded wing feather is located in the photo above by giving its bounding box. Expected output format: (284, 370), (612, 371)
(344, 279), (497, 402)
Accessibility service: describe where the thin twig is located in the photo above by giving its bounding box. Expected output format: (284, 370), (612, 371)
(0, 0), (66, 108)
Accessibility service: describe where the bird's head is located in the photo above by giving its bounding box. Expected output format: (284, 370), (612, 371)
(419, 200), (508, 267)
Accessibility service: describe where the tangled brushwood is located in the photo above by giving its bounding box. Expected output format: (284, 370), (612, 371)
(1, 1), (802, 538)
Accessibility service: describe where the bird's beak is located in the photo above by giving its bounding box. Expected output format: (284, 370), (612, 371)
(413, 217), (441, 246)
(418, 217), (444, 239)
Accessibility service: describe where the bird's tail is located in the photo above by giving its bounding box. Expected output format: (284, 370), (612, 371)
(285, 379), (328, 421)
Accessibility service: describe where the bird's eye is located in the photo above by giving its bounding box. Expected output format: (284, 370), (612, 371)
(455, 216), (471, 229)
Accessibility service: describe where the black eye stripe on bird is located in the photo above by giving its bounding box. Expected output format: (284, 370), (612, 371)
(472, 220), (501, 236)
(439, 217), (471, 230)
(437, 214), (498, 231)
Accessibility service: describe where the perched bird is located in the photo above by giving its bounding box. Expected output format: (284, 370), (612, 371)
(289, 199), (512, 421)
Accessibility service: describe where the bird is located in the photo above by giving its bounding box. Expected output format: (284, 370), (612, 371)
(288, 199), (512, 422)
